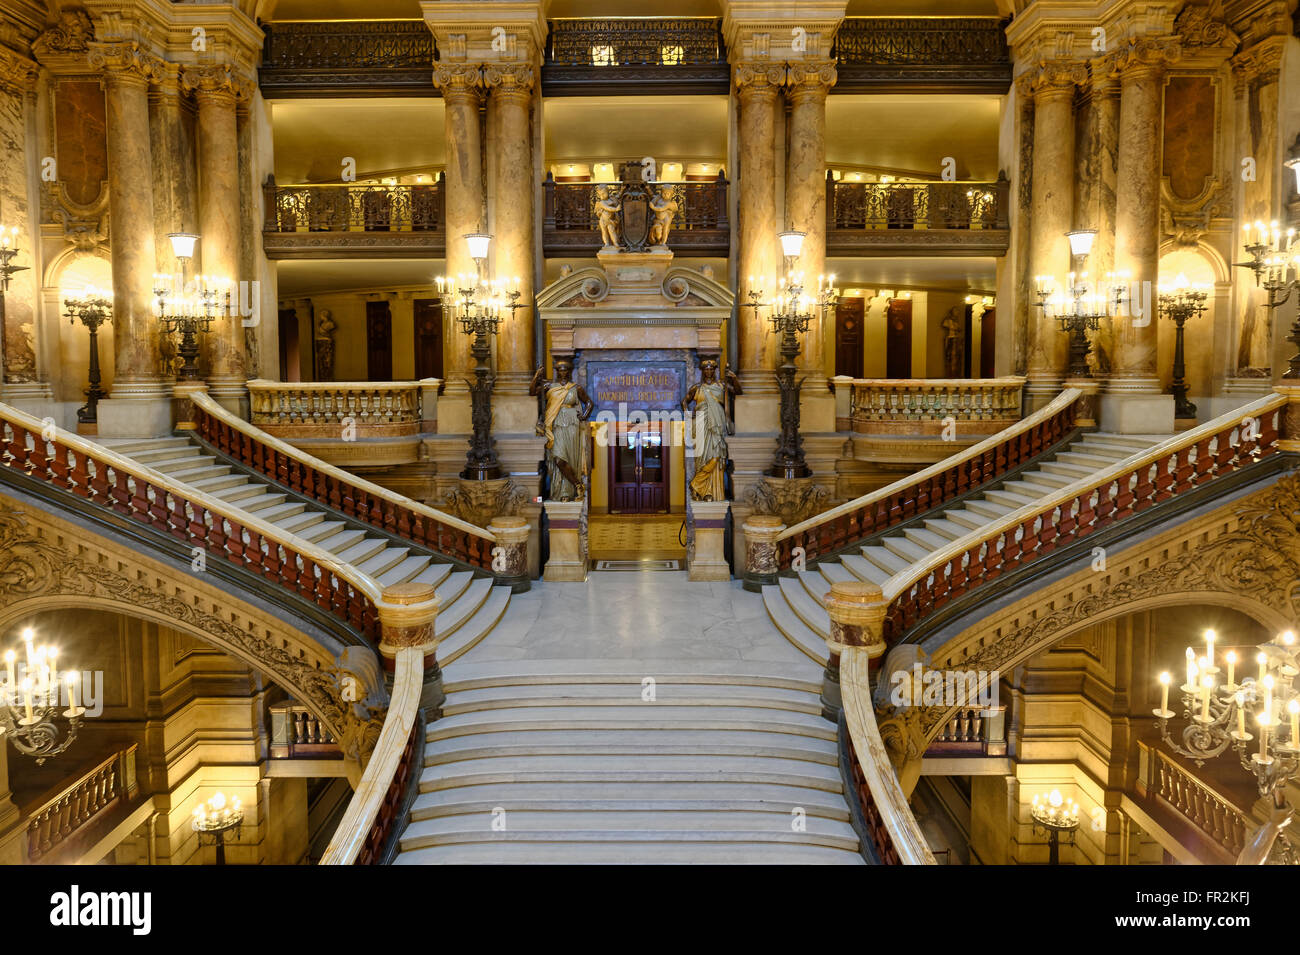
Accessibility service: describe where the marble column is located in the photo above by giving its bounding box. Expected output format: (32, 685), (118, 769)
(433, 65), (484, 426)
(1105, 38), (1180, 432)
(148, 64), (192, 379)
(88, 42), (170, 436)
(184, 65), (247, 407)
(1022, 62), (1084, 403)
(0, 48), (41, 392)
(484, 63), (535, 417)
(784, 60), (835, 411)
(1082, 68), (1120, 377)
(733, 63), (784, 396)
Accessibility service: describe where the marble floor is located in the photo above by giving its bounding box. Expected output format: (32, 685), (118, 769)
(454, 570), (817, 669)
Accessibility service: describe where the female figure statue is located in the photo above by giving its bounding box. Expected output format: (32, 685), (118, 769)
(530, 358), (594, 501)
(682, 358), (742, 502)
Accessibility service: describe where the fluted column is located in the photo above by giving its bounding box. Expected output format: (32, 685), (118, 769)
(784, 60), (835, 392)
(434, 65), (484, 409)
(1109, 38), (1181, 390)
(183, 64), (248, 404)
(1021, 61), (1085, 401)
(0, 47), (40, 391)
(484, 63), (535, 396)
(734, 62), (784, 396)
(89, 42), (166, 394)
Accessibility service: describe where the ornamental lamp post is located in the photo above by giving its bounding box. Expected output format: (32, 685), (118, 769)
(153, 232), (231, 381)
(743, 230), (838, 479)
(1157, 273), (1208, 419)
(1235, 220), (1300, 378)
(1033, 228), (1124, 378)
(438, 233), (522, 481)
(62, 287), (114, 424)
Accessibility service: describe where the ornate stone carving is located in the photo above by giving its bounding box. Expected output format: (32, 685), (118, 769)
(432, 62), (482, 95)
(482, 62), (535, 96)
(86, 41), (166, 84)
(441, 477), (527, 528)
(0, 46), (38, 93)
(1160, 177), (1230, 247)
(180, 62), (255, 102)
(1174, 3), (1238, 49)
(1230, 39), (1285, 85)
(1016, 58), (1088, 98)
(32, 10), (94, 58)
(733, 60), (786, 91)
(742, 476), (830, 526)
(784, 59), (837, 96)
(314, 308), (336, 380)
(1100, 35), (1183, 76)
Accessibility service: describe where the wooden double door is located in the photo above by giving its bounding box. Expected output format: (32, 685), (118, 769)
(609, 425), (668, 514)
(363, 299), (444, 381)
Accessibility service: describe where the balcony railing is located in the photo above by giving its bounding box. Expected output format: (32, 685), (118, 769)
(849, 377), (1025, 439)
(543, 173), (729, 256)
(270, 702), (342, 760)
(26, 745), (139, 862)
(832, 17), (1011, 93)
(826, 174), (1010, 256)
(925, 705), (1006, 756)
(542, 17), (728, 94)
(1136, 741), (1253, 862)
(262, 176), (445, 259)
(247, 380), (426, 439)
(259, 20), (436, 97)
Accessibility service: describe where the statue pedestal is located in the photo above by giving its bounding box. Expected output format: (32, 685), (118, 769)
(687, 500), (731, 581)
(543, 500), (588, 582)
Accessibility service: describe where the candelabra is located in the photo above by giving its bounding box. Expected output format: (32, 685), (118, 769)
(1154, 626), (1300, 863)
(1, 627), (86, 764)
(1030, 789), (1080, 865)
(1157, 274), (1208, 419)
(63, 287), (114, 424)
(192, 792), (243, 865)
(1235, 220), (1300, 378)
(153, 232), (232, 381)
(438, 233), (522, 481)
(0, 225), (29, 393)
(1033, 230), (1125, 378)
(743, 231), (838, 479)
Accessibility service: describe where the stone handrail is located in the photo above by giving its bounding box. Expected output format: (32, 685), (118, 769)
(745, 388), (1080, 583)
(319, 645), (423, 865)
(26, 744), (139, 862)
(247, 379), (423, 438)
(1137, 740), (1250, 860)
(841, 647), (937, 864)
(190, 389), (502, 571)
(0, 399), (391, 641)
(876, 391), (1287, 643)
(849, 377), (1025, 431)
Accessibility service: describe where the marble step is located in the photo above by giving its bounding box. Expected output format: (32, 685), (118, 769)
(377, 554), (435, 588)
(417, 754), (846, 793)
(422, 728), (839, 766)
(408, 781), (850, 821)
(963, 498), (1016, 519)
(797, 570), (832, 603)
(99, 436), (192, 456)
(152, 459), (224, 479)
(944, 507), (1001, 531)
(859, 544), (910, 576)
(838, 553), (891, 586)
(443, 681), (823, 716)
(439, 586), (511, 665)
(399, 813), (860, 852)
(761, 587), (826, 664)
(901, 526), (949, 551)
(981, 488), (1040, 509)
(1085, 434), (1155, 453)
(1016, 469), (1073, 489)
(1055, 450), (1126, 469)
(921, 517), (974, 541)
(1071, 440), (1140, 459)
(318, 527), (370, 555)
(778, 576), (828, 638)
(814, 561), (856, 585)
(444, 662), (822, 693)
(257, 501), (311, 525)
(396, 841), (865, 865)
(355, 544), (412, 578)
(1038, 460), (1095, 480)
(412, 561), (455, 591)
(334, 535), (392, 568)
(880, 535), (930, 564)
(188, 472), (252, 493)
(425, 706), (837, 741)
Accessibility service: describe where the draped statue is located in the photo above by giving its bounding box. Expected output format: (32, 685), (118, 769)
(682, 358), (742, 502)
(530, 358), (594, 501)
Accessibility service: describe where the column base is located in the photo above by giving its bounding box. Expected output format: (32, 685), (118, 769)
(206, 376), (248, 417)
(1098, 392), (1174, 435)
(542, 499), (587, 582)
(97, 381), (175, 438)
(1023, 375), (1064, 412)
(686, 500), (731, 581)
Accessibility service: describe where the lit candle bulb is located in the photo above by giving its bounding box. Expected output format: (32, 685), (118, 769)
(1201, 674), (1214, 720)
(1158, 671), (1171, 714)
(1289, 700), (1299, 746)
(1259, 713), (1271, 759)
(1258, 652), (1268, 683)
(21, 678), (33, 721)
(1263, 674), (1275, 717)
(1225, 650), (1236, 686)
(1186, 647), (1197, 690)
(66, 670), (79, 710)
(1237, 692), (1247, 736)
(1204, 629), (1216, 668)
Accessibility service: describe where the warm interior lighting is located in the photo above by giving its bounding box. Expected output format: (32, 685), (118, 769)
(660, 45), (684, 65)
(590, 45), (615, 66)
(661, 162), (683, 182)
(778, 231), (806, 259)
(168, 233), (199, 260)
(1066, 230), (1098, 258)
(464, 233), (492, 262)
(593, 162), (616, 183)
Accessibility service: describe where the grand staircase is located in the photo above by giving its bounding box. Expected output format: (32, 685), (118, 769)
(99, 434), (512, 663)
(764, 431), (1157, 661)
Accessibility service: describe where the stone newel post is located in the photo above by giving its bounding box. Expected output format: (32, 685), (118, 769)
(822, 580), (888, 721)
(542, 500), (587, 582)
(376, 582), (443, 716)
(741, 514), (785, 592)
(487, 515), (532, 592)
(687, 500), (731, 581)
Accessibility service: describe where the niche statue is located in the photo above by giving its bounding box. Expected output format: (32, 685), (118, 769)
(530, 359), (594, 501)
(682, 358), (741, 502)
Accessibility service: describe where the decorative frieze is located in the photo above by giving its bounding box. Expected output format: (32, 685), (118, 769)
(1098, 35), (1183, 78)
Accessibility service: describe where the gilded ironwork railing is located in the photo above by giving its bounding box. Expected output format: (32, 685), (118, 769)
(833, 17), (1008, 65)
(260, 20), (435, 96)
(546, 17), (723, 65)
(826, 175), (1010, 255)
(263, 177), (444, 234)
(543, 174), (729, 255)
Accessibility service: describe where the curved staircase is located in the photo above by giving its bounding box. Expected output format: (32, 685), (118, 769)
(765, 431), (1157, 661)
(99, 435), (512, 663)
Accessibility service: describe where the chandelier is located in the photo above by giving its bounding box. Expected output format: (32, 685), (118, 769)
(1030, 789), (1080, 865)
(1154, 627), (1300, 863)
(1236, 221), (1300, 377)
(192, 791), (243, 865)
(1, 627), (85, 764)
(153, 232), (231, 380)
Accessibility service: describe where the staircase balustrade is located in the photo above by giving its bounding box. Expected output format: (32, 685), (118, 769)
(247, 379), (422, 438)
(849, 376), (1025, 437)
(1136, 741), (1252, 860)
(25, 744), (139, 862)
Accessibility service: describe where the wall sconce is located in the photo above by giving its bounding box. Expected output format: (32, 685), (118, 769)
(593, 162), (617, 183)
(660, 162), (684, 182)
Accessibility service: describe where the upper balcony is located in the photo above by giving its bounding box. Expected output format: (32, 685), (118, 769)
(262, 176), (446, 259)
(541, 17), (729, 96)
(826, 174), (1010, 257)
(259, 20), (436, 98)
(832, 17), (1011, 94)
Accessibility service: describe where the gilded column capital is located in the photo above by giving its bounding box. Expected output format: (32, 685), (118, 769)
(1230, 37), (1286, 87)
(87, 40), (166, 86)
(733, 60), (785, 95)
(1015, 59), (1088, 101)
(181, 62), (255, 104)
(482, 62), (535, 100)
(433, 62), (483, 100)
(1099, 35), (1183, 80)
(784, 59), (837, 99)
(148, 61), (182, 104)
(0, 46), (38, 95)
